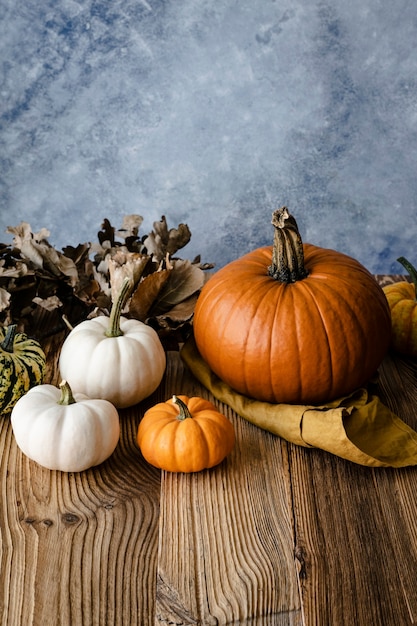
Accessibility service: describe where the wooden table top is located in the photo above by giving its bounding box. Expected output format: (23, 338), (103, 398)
(2, 278), (417, 626)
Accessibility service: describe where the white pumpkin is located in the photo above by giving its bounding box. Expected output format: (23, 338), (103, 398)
(11, 380), (120, 472)
(59, 278), (166, 408)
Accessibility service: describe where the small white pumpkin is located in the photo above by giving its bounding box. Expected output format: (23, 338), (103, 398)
(11, 380), (120, 472)
(59, 278), (166, 408)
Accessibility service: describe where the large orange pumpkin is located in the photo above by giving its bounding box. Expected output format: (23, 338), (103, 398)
(193, 207), (392, 405)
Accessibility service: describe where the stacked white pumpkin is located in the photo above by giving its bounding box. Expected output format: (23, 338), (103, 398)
(11, 278), (166, 472)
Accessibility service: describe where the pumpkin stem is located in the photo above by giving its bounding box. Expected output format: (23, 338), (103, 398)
(172, 395), (192, 420)
(105, 277), (132, 338)
(268, 207), (309, 283)
(0, 324), (17, 353)
(58, 380), (77, 406)
(62, 314), (74, 331)
(397, 257), (417, 300)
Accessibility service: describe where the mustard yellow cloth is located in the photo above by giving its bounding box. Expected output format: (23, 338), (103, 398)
(180, 336), (417, 468)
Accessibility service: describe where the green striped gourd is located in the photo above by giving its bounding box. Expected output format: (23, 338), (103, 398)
(0, 325), (46, 414)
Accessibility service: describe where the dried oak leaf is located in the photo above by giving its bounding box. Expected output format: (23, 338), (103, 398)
(148, 294), (201, 349)
(115, 214), (144, 240)
(7, 222), (78, 286)
(0, 287), (11, 312)
(129, 268), (171, 322)
(108, 250), (150, 305)
(33, 295), (63, 311)
(150, 259), (205, 315)
(97, 215), (145, 252)
(0, 258), (32, 279)
(62, 242), (91, 267)
(6, 223), (49, 269)
(98, 218), (116, 248)
(153, 293), (199, 326)
(62, 243), (102, 305)
(129, 258), (205, 324)
(1, 213), (213, 340)
(144, 216), (191, 262)
(71, 262), (103, 306)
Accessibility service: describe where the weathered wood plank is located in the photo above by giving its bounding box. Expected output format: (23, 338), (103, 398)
(372, 355), (417, 624)
(155, 352), (303, 626)
(3, 283), (417, 626)
(289, 353), (417, 626)
(0, 324), (162, 626)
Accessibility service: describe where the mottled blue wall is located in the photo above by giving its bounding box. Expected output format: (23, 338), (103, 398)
(2, 0), (417, 273)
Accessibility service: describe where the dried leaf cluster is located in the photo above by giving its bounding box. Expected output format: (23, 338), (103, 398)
(0, 215), (213, 347)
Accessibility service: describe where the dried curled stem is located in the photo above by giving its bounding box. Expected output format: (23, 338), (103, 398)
(268, 207), (309, 283)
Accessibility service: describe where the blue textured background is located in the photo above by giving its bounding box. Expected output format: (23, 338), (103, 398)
(1, 0), (417, 273)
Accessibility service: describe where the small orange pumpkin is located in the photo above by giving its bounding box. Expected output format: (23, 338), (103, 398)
(137, 395), (235, 472)
(193, 207), (392, 405)
(383, 257), (417, 358)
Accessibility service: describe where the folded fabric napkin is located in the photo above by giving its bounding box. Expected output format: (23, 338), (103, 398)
(180, 335), (417, 468)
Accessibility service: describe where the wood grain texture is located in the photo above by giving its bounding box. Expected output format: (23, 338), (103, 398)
(2, 281), (417, 626)
(289, 354), (417, 626)
(0, 324), (162, 626)
(155, 352), (303, 626)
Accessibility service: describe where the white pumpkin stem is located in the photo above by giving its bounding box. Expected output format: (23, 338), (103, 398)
(105, 277), (132, 338)
(268, 207), (309, 283)
(1, 324), (17, 353)
(172, 395), (192, 420)
(58, 380), (77, 406)
(62, 314), (74, 331)
(397, 257), (417, 300)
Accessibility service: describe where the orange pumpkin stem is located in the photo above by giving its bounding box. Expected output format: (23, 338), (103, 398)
(172, 395), (192, 420)
(268, 207), (309, 283)
(397, 257), (417, 300)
